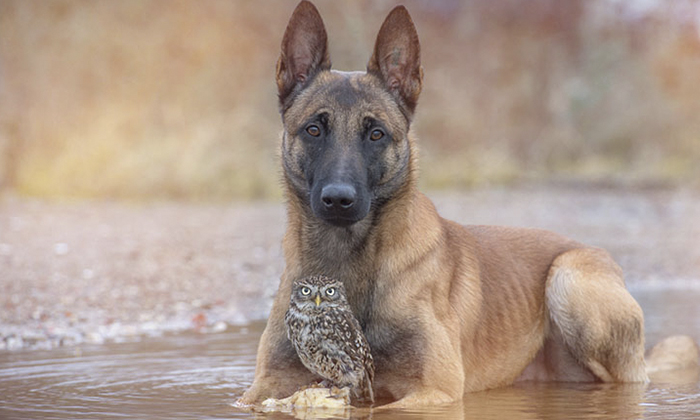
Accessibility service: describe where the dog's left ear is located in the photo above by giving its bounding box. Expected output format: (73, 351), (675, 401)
(367, 6), (423, 117)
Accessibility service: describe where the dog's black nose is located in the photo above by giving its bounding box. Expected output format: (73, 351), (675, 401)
(311, 181), (369, 227)
(321, 183), (356, 210)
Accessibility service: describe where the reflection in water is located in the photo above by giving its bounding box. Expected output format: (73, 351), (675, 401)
(0, 289), (699, 420)
(462, 383), (648, 420)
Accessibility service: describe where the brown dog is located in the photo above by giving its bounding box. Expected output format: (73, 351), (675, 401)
(240, 1), (651, 407)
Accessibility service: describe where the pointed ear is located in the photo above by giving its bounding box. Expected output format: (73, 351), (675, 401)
(276, 1), (331, 107)
(367, 6), (423, 116)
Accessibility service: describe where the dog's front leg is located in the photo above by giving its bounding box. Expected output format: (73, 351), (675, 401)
(238, 336), (313, 405)
(238, 364), (315, 406)
(377, 357), (464, 408)
(371, 313), (465, 409)
(238, 292), (317, 405)
(377, 387), (458, 409)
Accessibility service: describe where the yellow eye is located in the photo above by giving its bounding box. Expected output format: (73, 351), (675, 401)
(306, 125), (321, 137)
(369, 129), (384, 141)
(301, 287), (311, 296)
(325, 287), (335, 296)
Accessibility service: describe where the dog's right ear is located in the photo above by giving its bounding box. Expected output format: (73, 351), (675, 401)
(276, 1), (331, 107)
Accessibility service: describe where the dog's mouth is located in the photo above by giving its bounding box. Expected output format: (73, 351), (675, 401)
(318, 212), (365, 227)
(313, 201), (371, 227)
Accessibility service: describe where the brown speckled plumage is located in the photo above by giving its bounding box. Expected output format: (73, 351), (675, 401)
(285, 275), (374, 403)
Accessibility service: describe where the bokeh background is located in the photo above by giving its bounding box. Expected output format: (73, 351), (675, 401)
(1, 0), (699, 201)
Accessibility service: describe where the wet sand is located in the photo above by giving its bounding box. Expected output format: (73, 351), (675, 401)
(1, 185), (699, 351)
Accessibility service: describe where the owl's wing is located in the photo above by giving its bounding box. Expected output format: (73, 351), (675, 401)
(348, 311), (374, 382)
(334, 308), (375, 402)
(283, 309), (293, 341)
(329, 309), (374, 371)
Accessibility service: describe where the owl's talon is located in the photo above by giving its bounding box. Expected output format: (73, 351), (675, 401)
(329, 386), (348, 399)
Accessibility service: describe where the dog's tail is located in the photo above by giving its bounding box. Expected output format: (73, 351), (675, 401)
(645, 335), (700, 383)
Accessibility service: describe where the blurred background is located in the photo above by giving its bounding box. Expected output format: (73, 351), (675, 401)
(1, 0), (699, 201)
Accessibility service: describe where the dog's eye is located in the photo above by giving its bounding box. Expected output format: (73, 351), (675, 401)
(306, 125), (321, 137)
(301, 287), (311, 296)
(325, 287), (335, 296)
(369, 129), (384, 141)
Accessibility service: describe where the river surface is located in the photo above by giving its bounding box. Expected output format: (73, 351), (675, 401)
(1, 287), (698, 420)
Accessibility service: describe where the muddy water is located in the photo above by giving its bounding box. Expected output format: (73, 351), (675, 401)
(1, 288), (698, 419)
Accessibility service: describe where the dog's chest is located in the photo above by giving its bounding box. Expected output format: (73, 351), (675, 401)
(296, 223), (424, 377)
(358, 294), (425, 380)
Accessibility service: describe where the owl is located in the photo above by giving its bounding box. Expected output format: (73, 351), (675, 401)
(284, 275), (375, 403)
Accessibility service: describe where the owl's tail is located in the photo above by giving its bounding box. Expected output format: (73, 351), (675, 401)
(359, 373), (375, 404)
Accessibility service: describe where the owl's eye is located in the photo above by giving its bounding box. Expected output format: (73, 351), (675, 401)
(325, 287), (336, 297)
(300, 287), (311, 296)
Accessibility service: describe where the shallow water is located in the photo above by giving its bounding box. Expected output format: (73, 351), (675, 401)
(1, 287), (699, 420)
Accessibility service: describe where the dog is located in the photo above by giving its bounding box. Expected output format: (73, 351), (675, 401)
(239, 1), (691, 408)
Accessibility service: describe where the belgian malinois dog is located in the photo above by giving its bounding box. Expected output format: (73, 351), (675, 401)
(240, 1), (652, 407)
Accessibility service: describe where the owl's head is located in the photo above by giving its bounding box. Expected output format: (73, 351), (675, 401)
(290, 275), (348, 310)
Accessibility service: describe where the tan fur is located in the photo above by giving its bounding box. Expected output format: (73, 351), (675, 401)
(239, 1), (697, 408)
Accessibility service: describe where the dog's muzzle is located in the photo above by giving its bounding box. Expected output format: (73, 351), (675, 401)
(311, 181), (370, 227)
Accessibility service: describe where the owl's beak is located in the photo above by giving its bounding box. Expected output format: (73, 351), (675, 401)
(314, 294), (321, 307)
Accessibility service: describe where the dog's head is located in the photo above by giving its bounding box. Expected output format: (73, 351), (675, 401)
(277, 1), (422, 228)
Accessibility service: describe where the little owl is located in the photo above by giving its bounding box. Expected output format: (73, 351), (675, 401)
(284, 275), (375, 403)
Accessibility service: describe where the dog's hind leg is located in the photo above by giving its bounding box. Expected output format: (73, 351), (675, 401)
(545, 248), (648, 383)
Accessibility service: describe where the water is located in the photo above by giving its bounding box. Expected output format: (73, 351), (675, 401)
(0, 325), (258, 419)
(1, 288), (698, 420)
